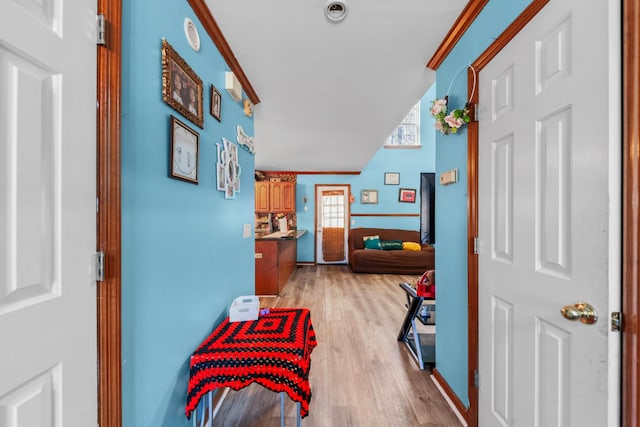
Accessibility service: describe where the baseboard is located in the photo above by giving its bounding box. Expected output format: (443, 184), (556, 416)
(296, 262), (315, 266)
(431, 368), (469, 426)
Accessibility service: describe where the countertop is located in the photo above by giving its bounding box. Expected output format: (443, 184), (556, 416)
(255, 229), (307, 240)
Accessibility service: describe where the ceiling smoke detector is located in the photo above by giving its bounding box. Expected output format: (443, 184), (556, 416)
(325, 1), (348, 23)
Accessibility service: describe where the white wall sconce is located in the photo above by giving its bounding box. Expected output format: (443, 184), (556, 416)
(184, 18), (200, 52)
(225, 72), (243, 102)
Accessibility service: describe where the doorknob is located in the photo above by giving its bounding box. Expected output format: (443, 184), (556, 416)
(560, 302), (598, 325)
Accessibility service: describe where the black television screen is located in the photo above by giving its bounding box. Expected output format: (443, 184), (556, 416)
(420, 172), (435, 244)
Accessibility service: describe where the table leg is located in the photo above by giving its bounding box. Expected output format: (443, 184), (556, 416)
(411, 318), (425, 370)
(297, 401), (301, 427)
(280, 392), (286, 427)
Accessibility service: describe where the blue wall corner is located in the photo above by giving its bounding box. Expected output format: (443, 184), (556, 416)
(121, 1), (255, 425)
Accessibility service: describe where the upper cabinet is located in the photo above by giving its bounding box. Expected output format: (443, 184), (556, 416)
(255, 181), (296, 213)
(255, 182), (270, 212)
(281, 183), (296, 212)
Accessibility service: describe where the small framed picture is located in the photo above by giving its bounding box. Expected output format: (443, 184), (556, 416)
(161, 39), (204, 128)
(384, 172), (400, 185)
(170, 115), (199, 184)
(210, 84), (222, 122)
(361, 189), (378, 204)
(399, 188), (416, 203)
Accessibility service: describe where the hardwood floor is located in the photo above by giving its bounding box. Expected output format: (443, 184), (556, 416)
(213, 265), (462, 426)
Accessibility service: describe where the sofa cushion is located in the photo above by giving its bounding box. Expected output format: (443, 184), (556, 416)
(380, 240), (403, 250)
(363, 235), (381, 249)
(402, 241), (421, 251)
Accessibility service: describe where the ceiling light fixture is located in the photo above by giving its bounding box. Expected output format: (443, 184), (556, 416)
(325, 1), (348, 23)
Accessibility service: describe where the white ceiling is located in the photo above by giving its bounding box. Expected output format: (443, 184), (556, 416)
(205, 0), (468, 171)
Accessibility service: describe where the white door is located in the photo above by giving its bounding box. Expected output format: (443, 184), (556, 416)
(0, 1), (97, 426)
(316, 185), (350, 264)
(477, 0), (620, 425)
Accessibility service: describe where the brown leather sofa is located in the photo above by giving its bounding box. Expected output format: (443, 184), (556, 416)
(347, 228), (435, 274)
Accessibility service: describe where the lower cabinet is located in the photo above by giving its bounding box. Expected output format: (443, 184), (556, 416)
(255, 239), (297, 295)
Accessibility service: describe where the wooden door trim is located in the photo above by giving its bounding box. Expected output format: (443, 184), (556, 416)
(465, 1), (550, 425)
(426, 0), (489, 70)
(622, 0), (640, 424)
(97, 0), (122, 425)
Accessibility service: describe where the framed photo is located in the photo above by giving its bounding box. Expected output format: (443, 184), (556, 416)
(161, 39), (204, 128)
(399, 188), (416, 203)
(384, 172), (400, 185)
(170, 115), (199, 184)
(361, 189), (378, 204)
(210, 84), (222, 122)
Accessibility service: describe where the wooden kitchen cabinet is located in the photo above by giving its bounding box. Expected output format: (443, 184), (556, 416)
(280, 182), (296, 212)
(255, 181), (296, 213)
(255, 182), (270, 213)
(255, 238), (297, 295)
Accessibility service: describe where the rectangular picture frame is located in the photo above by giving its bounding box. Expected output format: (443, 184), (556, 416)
(210, 84), (222, 122)
(170, 115), (199, 184)
(399, 188), (416, 203)
(162, 39), (204, 128)
(384, 172), (400, 185)
(361, 189), (378, 204)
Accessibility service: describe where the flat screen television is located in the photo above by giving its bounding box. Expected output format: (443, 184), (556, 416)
(420, 172), (435, 244)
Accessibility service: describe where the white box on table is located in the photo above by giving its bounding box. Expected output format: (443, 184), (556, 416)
(229, 295), (259, 322)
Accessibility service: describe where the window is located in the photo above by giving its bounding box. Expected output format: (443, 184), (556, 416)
(385, 102), (420, 147)
(321, 192), (345, 228)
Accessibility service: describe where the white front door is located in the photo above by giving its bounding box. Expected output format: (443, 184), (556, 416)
(0, 1), (97, 425)
(316, 185), (350, 264)
(477, 0), (620, 425)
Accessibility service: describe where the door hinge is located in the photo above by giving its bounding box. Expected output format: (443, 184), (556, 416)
(473, 237), (479, 255)
(611, 311), (622, 332)
(474, 103), (479, 121)
(95, 251), (105, 282)
(474, 370), (480, 389)
(96, 14), (106, 46)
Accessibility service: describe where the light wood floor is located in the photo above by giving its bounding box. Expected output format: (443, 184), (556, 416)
(213, 265), (462, 426)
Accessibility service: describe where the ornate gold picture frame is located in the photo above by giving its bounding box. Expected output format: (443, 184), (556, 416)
(162, 39), (204, 128)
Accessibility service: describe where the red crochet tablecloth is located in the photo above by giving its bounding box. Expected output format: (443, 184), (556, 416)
(185, 307), (317, 419)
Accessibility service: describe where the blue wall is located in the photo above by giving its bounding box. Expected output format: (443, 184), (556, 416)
(121, 1), (255, 425)
(433, 0), (533, 407)
(296, 85), (437, 262)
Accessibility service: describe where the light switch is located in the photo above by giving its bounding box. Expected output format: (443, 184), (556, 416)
(243, 224), (251, 238)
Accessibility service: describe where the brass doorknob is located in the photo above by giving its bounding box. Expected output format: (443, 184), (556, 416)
(560, 302), (598, 325)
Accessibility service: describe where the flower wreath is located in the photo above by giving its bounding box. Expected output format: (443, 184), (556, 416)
(430, 65), (476, 135)
(430, 97), (470, 135)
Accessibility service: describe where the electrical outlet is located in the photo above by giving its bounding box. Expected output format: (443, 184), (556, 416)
(440, 168), (458, 185)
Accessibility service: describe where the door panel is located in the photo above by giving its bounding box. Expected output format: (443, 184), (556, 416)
(477, 0), (618, 425)
(0, 0), (97, 425)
